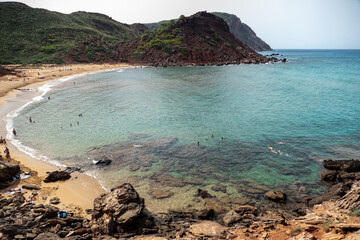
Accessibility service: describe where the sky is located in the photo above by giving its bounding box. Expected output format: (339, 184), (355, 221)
(3, 0), (360, 49)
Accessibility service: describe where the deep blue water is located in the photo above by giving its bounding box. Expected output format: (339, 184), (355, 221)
(10, 50), (360, 212)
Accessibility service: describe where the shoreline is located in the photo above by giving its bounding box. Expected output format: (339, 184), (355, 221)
(0, 63), (131, 214)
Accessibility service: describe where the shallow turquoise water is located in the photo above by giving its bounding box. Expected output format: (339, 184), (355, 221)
(11, 50), (360, 210)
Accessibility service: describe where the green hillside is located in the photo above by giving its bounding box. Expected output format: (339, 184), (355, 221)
(0, 2), (143, 64)
(145, 12), (272, 51)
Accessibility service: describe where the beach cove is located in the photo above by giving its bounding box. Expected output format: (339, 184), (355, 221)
(2, 50), (360, 215)
(0, 63), (131, 214)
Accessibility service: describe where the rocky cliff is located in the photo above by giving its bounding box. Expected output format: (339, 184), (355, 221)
(213, 12), (272, 51)
(119, 12), (279, 66)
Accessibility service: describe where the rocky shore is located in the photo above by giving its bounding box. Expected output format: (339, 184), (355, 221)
(1, 157), (359, 239)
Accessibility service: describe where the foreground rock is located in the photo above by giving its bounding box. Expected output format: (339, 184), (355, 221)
(188, 221), (226, 238)
(90, 183), (156, 236)
(0, 161), (20, 182)
(43, 170), (71, 183)
(295, 159), (360, 214)
(265, 190), (287, 202)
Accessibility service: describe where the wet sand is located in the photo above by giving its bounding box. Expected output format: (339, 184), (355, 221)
(0, 63), (130, 215)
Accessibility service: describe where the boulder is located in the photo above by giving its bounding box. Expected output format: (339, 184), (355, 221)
(188, 221), (226, 238)
(90, 183), (151, 235)
(265, 190), (287, 202)
(234, 205), (258, 215)
(22, 184), (41, 190)
(49, 197), (60, 205)
(94, 157), (112, 166)
(223, 210), (241, 226)
(0, 161), (20, 181)
(43, 171), (71, 183)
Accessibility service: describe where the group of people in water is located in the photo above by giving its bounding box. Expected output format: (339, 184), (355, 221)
(197, 134), (225, 146)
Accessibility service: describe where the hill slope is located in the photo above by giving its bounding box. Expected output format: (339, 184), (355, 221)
(144, 12), (272, 52)
(119, 12), (277, 66)
(212, 12), (272, 51)
(0, 2), (144, 64)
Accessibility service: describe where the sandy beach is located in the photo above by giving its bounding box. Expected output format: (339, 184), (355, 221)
(0, 63), (130, 216)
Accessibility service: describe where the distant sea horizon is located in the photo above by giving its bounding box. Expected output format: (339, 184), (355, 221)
(7, 49), (360, 212)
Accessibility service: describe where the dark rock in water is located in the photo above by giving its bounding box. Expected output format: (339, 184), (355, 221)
(128, 133), (151, 140)
(223, 210), (241, 226)
(321, 170), (338, 183)
(323, 159), (343, 170)
(0, 161), (20, 181)
(323, 159), (360, 172)
(43, 171), (71, 183)
(148, 189), (174, 199)
(211, 184), (227, 193)
(93, 157), (112, 166)
(65, 166), (81, 173)
(343, 160), (360, 172)
(90, 183), (155, 235)
(265, 190), (287, 202)
(22, 184), (41, 190)
(196, 189), (213, 199)
(150, 174), (185, 187)
(129, 163), (140, 171)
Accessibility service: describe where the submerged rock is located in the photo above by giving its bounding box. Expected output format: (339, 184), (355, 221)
(195, 189), (213, 199)
(148, 189), (174, 199)
(265, 190), (287, 202)
(93, 157), (112, 166)
(43, 171), (71, 183)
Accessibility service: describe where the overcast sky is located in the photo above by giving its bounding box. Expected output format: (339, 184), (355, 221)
(3, 0), (360, 49)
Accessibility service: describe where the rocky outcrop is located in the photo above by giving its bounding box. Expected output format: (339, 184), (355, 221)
(43, 170), (71, 183)
(335, 183), (360, 210)
(0, 161), (20, 182)
(119, 11), (281, 66)
(90, 183), (155, 236)
(295, 160), (359, 215)
(212, 12), (272, 51)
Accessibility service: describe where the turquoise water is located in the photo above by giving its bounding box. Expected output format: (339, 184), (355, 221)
(11, 50), (360, 211)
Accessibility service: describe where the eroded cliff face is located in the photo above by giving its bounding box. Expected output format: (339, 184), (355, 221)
(213, 12), (272, 51)
(118, 12), (278, 66)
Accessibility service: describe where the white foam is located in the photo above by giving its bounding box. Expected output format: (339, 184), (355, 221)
(5, 73), (92, 168)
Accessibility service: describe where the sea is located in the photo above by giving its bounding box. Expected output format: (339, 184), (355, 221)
(7, 50), (360, 212)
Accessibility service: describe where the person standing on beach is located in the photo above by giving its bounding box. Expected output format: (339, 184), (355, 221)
(4, 147), (10, 159)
